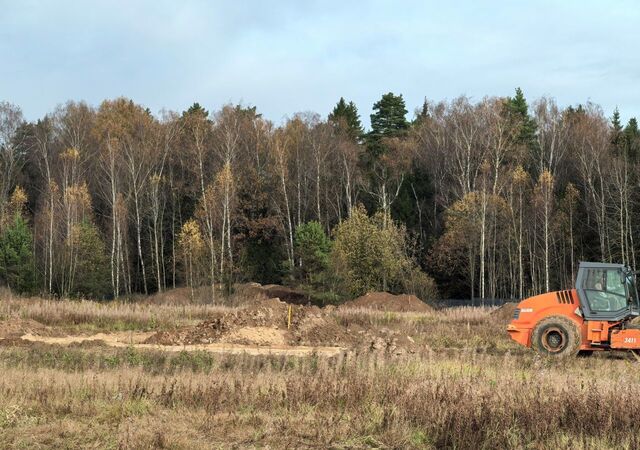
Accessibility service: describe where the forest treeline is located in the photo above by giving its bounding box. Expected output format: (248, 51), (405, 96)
(0, 89), (637, 301)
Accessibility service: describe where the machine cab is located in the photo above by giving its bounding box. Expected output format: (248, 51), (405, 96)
(575, 262), (639, 322)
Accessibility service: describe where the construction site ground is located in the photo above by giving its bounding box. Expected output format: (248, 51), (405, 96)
(0, 291), (449, 357)
(3, 288), (639, 448)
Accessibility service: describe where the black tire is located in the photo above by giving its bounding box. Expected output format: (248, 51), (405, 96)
(531, 316), (581, 358)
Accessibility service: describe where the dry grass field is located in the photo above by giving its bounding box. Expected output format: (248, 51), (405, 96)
(1, 290), (640, 449)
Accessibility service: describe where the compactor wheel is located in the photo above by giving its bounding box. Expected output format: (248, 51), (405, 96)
(531, 316), (581, 358)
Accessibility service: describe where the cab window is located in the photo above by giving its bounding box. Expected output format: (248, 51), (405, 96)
(582, 268), (627, 312)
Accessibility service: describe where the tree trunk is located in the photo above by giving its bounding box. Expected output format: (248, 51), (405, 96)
(133, 191), (148, 295)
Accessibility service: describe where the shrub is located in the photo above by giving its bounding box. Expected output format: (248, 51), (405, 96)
(403, 266), (439, 301)
(331, 205), (437, 298)
(69, 221), (111, 299)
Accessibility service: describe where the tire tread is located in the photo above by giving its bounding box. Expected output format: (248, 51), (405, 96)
(531, 315), (581, 358)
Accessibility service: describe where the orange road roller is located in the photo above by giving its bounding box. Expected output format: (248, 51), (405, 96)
(508, 262), (640, 357)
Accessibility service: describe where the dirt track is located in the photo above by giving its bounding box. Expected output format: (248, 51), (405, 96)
(17, 332), (346, 357)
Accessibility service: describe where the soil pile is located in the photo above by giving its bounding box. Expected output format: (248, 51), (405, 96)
(222, 327), (287, 346)
(491, 303), (518, 323)
(250, 284), (311, 305)
(339, 292), (434, 313)
(291, 310), (354, 347)
(144, 284), (268, 306)
(145, 297), (416, 355)
(138, 287), (211, 306)
(146, 298), (328, 346)
(0, 318), (48, 339)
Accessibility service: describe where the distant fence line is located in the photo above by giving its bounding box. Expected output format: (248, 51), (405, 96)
(431, 298), (518, 308)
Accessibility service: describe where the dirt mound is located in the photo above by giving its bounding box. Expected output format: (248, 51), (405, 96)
(257, 285), (311, 305)
(146, 298), (340, 347)
(144, 286), (222, 304)
(291, 312), (354, 346)
(339, 292), (434, 313)
(146, 297), (299, 346)
(222, 327), (287, 346)
(140, 283), (311, 307)
(0, 318), (48, 339)
(144, 297), (417, 355)
(143, 284), (269, 306)
(491, 303), (518, 322)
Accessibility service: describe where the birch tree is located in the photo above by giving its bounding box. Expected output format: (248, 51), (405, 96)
(182, 104), (218, 301)
(0, 102), (25, 227)
(535, 170), (555, 292)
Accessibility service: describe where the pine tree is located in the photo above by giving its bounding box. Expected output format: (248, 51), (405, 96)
(369, 93), (409, 138)
(0, 213), (35, 294)
(185, 102), (209, 118)
(624, 117), (639, 159)
(413, 99), (430, 126)
(328, 97), (363, 141)
(363, 93), (412, 217)
(294, 221), (331, 283)
(505, 87), (537, 147)
(612, 107), (622, 132)
(611, 107), (623, 151)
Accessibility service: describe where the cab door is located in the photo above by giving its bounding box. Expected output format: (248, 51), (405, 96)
(575, 262), (631, 322)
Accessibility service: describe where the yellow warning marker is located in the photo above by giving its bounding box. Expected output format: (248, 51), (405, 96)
(287, 305), (292, 330)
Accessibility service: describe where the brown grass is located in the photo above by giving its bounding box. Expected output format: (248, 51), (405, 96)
(0, 293), (638, 448)
(332, 306), (514, 353)
(0, 290), (245, 333)
(0, 348), (638, 449)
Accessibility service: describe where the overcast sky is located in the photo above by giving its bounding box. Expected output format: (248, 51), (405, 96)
(1, 0), (638, 127)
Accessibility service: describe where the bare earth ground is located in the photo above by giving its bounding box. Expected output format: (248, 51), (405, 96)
(1, 290), (640, 449)
(19, 332), (345, 357)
